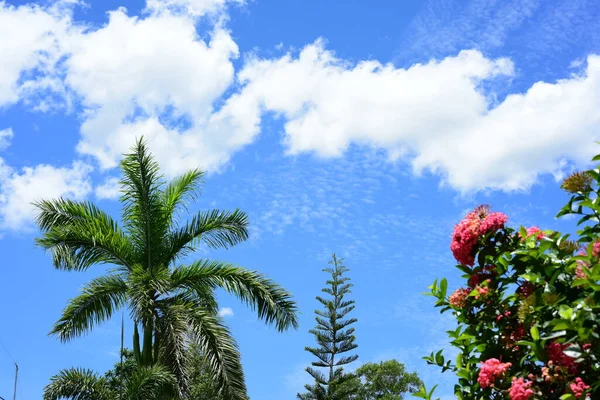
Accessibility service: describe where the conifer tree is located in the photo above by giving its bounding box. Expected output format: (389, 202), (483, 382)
(298, 254), (358, 400)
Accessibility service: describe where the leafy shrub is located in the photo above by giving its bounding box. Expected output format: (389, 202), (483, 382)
(420, 155), (600, 400)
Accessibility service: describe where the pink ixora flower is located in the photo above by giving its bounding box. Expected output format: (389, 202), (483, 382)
(509, 377), (534, 400)
(479, 211), (509, 235)
(570, 377), (590, 399)
(519, 226), (545, 240)
(474, 284), (490, 300)
(477, 358), (512, 388)
(449, 288), (471, 308)
(518, 281), (536, 298)
(450, 206), (508, 266)
(593, 241), (600, 258)
(575, 265), (587, 280)
(546, 342), (579, 374)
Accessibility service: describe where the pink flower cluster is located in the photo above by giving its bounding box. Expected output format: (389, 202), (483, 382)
(477, 358), (512, 388)
(474, 285), (490, 300)
(519, 226), (545, 240)
(570, 377), (590, 398)
(518, 281), (537, 298)
(546, 342), (579, 374)
(496, 310), (511, 322)
(450, 206), (508, 266)
(449, 288), (471, 308)
(509, 377), (534, 400)
(575, 265), (587, 281)
(593, 241), (600, 258)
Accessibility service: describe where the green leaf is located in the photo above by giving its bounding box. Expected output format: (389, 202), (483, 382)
(559, 305), (574, 320)
(560, 394), (577, 400)
(439, 278), (448, 299)
(541, 330), (566, 340)
(530, 325), (540, 341)
(552, 321), (572, 331)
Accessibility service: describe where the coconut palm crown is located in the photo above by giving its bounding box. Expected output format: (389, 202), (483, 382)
(35, 138), (298, 399)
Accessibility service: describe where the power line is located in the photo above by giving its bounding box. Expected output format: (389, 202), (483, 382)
(0, 337), (16, 365)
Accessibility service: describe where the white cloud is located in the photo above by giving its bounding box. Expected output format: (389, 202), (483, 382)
(232, 41), (600, 192)
(0, 161), (93, 230)
(145, 0), (244, 17)
(64, 8), (258, 176)
(0, 2), (74, 108)
(2, 1), (600, 194)
(217, 307), (234, 318)
(95, 177), (121, 200)
(0, 128), (13, 150)
(398, 0), (539, 60)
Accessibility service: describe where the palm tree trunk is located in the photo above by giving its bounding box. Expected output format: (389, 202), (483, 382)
(133, 323), (142, 365)
(142, 317), (154, 365)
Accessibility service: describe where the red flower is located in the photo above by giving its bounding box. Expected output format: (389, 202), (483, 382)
(519, 226), (545, 240)
(570, 377), (590, 398)
(509, 377), (534, 400)
(477, 358), (512, 388)
(449, 288), (471, 309)
(468, 265), (497, 288)
(546, 342), (579, 374)
(518, 281), (536, 298)
(450, 206), (508, 266)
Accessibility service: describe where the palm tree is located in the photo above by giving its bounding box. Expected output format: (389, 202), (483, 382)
(43, 365), (177, 400)
(35, 138), (299, 399)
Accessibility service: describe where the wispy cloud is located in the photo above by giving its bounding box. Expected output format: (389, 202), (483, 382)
(218, 307), (234, 318)
(397, 0), (540, 62)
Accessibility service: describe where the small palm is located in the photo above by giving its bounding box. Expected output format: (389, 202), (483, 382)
(43, 365), (177, 400)
(35, 138), (298, 399)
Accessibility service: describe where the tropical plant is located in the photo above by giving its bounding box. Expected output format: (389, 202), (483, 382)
(421, 154), (600, 399)
(349, 359), (423, 400)
(298, 254), (358, 400)
(35, 138), (299, 399)
(43, 364), (177, 400)
(187, 343), (222, 399)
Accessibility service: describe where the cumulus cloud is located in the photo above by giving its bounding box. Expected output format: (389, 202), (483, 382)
(218, 307), (234, 318)
(0, 161), (93, 231)
(95, 177), (121, 200)
(65, 8), (258, 176)
(146, 0), (244, 16)
(2, 1), (600, 194)
(233, 41), (600, 192)
(0, 1), (74, 108)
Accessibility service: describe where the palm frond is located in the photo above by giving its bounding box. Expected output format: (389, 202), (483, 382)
(155, 297), (193, 396)
(34, 199), (134, 271)
(43, 368), (110, 400)
(124, 365), (178, 400)
(126, 264), (171, 322)
(166, 209), (249, 261)
(51, 275), (128, 342)
(163, 169), (205, 227)
(188, 308), (248, 400)
(119, 137), (168, 271)
(172, 261), (299, 332)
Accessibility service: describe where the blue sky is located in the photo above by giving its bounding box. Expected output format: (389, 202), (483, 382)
(0, 0), (599, 398)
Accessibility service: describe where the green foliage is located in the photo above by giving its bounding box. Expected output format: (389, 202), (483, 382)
(422, 155), (600, 399)
(350, 360), (423, 400)
(45, 348), (219, 400)
(43, 352), (177, 400)
(35, 138), (299, 400)
(187, 343), (222, 399)
(298, 254), (359, 400)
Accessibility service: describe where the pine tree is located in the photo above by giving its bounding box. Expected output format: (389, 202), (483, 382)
(298, 254), (359, 400)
